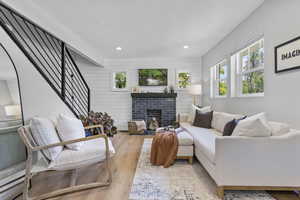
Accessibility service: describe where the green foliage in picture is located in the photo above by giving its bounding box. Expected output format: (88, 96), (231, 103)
(138, 69), (168, 86)
(115, 72), (127, 89)
(178, 72), (191, 89)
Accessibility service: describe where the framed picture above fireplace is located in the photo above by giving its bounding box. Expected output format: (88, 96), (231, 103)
(138, 69), (168, 86)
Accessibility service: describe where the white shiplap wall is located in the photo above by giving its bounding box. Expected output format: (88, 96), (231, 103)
(77, 58), (201, 130)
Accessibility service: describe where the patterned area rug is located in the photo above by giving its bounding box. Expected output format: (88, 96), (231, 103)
(129, 139), (275, 200)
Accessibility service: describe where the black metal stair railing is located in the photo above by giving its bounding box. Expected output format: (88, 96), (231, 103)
(0, 2), (90, 117)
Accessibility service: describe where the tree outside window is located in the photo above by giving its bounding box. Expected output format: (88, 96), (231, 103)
(210, 59), (228, 98)
(235, 38), (264, 96)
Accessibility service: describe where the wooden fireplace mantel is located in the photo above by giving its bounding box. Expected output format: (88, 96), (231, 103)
(131, 93), (177, 98)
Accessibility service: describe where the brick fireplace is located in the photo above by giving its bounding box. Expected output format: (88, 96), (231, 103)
(131, 93), (177, 127)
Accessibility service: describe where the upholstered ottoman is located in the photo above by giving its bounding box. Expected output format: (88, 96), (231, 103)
(176, 130), (194, 164)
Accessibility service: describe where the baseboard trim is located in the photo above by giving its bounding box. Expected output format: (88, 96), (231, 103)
(223, 186), (300, 191)
(216, 185), (300, 199)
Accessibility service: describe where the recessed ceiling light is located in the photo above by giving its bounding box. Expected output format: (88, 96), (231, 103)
(116, 46), (122, 51)
(183, 45), (189, 49)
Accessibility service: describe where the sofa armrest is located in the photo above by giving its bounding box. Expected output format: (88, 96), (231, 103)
(214, 131), (300, 186)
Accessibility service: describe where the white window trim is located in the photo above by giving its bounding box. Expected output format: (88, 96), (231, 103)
(111, 71), (129, 92)
(232, 38), (264, 98)
(210, 59), (228, 98)
(175, 69), (192, 90)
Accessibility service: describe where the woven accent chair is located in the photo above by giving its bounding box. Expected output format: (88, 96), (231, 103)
(18, 124), (114, 200)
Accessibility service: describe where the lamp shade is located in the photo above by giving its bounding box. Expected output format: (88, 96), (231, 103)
(5, 105), (21, 117)
(188, 84), (202, 95)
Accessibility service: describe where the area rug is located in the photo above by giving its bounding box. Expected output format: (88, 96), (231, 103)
(129, 139), (275, 200)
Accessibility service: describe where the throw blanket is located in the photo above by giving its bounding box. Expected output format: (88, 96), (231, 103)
(150, 132), (178, 168)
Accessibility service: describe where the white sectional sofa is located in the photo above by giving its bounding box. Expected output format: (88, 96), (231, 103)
(181, 111), (300, 199)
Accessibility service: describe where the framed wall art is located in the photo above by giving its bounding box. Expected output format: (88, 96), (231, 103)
(275, 36), (300, 73)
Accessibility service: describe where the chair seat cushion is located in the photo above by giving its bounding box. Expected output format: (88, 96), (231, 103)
(48, 137), (115, 171)
(177, 131), (194, 146)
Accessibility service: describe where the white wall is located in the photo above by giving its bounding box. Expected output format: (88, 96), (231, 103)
(0, 27), (74, 123)
(78, 58), (201, 130)
(0, 80), (12, 119)
(202, 0), (300, 129)
(6, 79), (19, 104)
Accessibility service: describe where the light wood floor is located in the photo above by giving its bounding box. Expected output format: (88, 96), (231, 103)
(18, 133), (300, 200)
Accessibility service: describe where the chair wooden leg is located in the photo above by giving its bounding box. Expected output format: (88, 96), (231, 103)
(70, 169), (78, 186)
(217, 186), (224, 200)
(30, 162), (112, 200)
(188, 157), (193, 164)
(23, 150), (33, 200)
(106, 159), (112, 184)
(32, 182), (111, 200)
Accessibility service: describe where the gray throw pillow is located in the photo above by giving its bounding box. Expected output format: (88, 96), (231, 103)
(193, 110), (213, 128)
(223, 116), (247, 136)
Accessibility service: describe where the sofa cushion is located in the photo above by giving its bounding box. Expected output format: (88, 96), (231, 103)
(56, 114), (85, 150)
(269, 121), (290, 136)
(30, 117), (63, 161)
(187, 105), (211, 123)
(49, 138), (115, 171)
(236, 118), (272, 137)
(193, 110), (213, 128)
(177, 131), (194, 146)
(232, 113), (272, 137)
(181, 122), (217, 164)
(212, 112), (243, 132)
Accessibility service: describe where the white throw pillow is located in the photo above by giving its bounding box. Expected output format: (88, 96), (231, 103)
(212, 112), (242, 132)
(211, 111), (221, 129)
(235, 118), (272, 137)
(269, 121), (290, 136)
(30, 117), (63, 160)
(232, 113), (272, 137)
(187, 105), (211, 123)
(56, 114), (85, 150)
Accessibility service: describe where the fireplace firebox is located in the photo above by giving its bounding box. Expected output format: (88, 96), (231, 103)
(131, 93), (177, 127)
(147, 109), (162, 126)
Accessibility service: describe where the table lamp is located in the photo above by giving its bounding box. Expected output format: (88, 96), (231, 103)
(188, 84), (202, 105)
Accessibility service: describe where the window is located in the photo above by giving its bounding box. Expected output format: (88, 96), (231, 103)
(112, 71), (128, 91)
(176, 71), (191, 89)
(231, 38), (264, 97)
(210, 59), (228, 98)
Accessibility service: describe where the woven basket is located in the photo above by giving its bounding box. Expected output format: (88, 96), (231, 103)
(128, 121), (145, 134)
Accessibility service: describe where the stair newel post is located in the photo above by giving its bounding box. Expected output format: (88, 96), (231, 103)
(61, 42), (66, 100)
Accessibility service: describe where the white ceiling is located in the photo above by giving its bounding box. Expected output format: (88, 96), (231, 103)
(30, 0), (264, 59)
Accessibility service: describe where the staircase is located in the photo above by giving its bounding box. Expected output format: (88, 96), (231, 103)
(0, 3), (90, 117)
